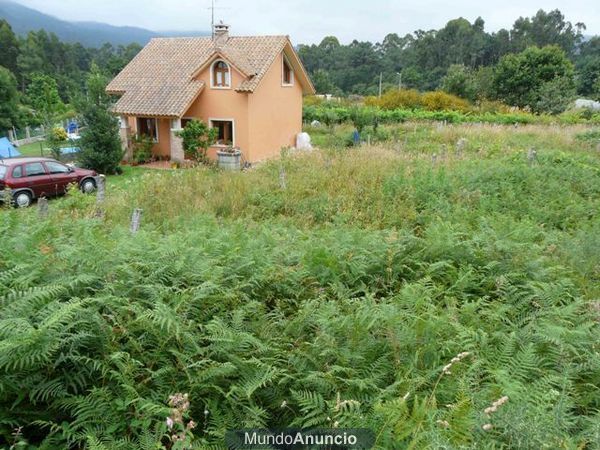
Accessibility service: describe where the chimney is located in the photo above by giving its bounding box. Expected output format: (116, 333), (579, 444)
(213, 21), (230, 44)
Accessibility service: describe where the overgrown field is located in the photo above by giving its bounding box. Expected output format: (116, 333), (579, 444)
(1, 123), (599, 449)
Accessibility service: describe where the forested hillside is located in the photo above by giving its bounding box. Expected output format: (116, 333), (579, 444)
(298, 9), (600, 101)
(0, 17), (142, 133)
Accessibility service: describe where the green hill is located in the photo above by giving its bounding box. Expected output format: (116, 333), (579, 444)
(0, 0), (207, 47)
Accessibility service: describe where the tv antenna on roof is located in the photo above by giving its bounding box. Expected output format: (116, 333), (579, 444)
(208, 0), (230, 38)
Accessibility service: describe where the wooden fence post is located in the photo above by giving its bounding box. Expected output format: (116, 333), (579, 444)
(527, 148), (537, 166)
(456, 138), (467, 156)
(130, 208), (143, 233)
(279, 166), (287, 190)
(38, 197), (48, 219)
(96, 175), (106, 204)
(94, 175), (106, 219)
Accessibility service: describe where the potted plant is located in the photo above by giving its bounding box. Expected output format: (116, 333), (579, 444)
(216, 144), (242, 171)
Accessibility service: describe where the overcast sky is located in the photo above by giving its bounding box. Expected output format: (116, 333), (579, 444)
(13, 0), (599, 44)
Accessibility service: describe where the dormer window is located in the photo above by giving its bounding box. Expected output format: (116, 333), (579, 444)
(282, 57), (294, 86)
(212, 60), (231, 88)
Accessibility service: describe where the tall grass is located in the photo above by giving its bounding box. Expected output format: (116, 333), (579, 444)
(0, 123), (598, 449)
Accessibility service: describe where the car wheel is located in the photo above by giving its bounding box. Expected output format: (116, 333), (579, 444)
(13, 191), (32, 208)
(81, 178), (96, 194)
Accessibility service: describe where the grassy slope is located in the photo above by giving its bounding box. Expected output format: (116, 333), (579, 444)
(0, 123), (599, 448)
(13, 140), (47, 157)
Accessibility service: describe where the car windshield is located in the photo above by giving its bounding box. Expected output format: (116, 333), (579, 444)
(0, 165), (6, 180)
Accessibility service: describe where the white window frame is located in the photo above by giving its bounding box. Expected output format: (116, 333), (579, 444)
(209, 118), (235, 147)
(210, 59), (232, 89)
(281, 54), (294, 87)
(137, 117), (159, 143)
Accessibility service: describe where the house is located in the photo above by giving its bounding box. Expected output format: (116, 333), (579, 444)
(106, 23), (315, 163)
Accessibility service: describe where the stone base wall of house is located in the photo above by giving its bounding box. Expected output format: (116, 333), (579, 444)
(170, 128), (184, 162)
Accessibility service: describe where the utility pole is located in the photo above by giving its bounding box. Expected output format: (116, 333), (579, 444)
(378, 72), (383, 98)
(397, 71), (402, 90)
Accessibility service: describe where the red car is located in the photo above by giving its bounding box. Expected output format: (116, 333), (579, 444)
(0, 157), (97, 207)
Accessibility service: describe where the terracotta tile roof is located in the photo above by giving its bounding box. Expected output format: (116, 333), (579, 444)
(107, 35), (293, 117)
(112, 81), (205, 117)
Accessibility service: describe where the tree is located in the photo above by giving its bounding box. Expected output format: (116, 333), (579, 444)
(0, 67), (21, 133)
(77, 73), (123, 174)
(510, 9), (585, 56)
(535, 76), (576, 114)
(576, 57), (600, 99)
(493, 46), (575, 112)
(16, 31), (47, 90)
(593, 77), (600, 101)
(0, 20), (19, 75)
(349, 105), (375, 133)
(311, 69), (335, 94)
(26, 73), (65, 128)
(78, 105), (123, 174)
(440, 64), (478, 101)
(85, 63), (111, 107)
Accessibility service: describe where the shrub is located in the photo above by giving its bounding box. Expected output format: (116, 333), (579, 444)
(440, 64), (478, 102)
(474, 100), (511, 114)
(131, 134), (154, 164)
(176, 119), (217, 163)
(349, 105), (376, 133)
(303, 95), (324, 107)
(47, 126), (67, 160)
(535, 76), (576, 114)
(321, 109), (340, 130)
(375, 89), (422, 110)
(421, 91), (470, 112)
(574, 129), (600, 143)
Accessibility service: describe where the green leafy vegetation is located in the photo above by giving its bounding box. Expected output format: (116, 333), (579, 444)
(303, 101), (600, 129)
(76, 71), (124, 175)
(1, 123), (598, 448)
(0, 18), (141, 136)
(176, 120), (218, 163)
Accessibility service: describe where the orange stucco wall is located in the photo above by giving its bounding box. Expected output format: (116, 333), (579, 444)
(183, 61), (250, 161)
(247, 51), (303, 161)
(182, 51), (303, 163)
(128, 116), (171, 158)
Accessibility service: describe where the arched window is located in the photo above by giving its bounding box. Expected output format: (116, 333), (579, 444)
(212, 60), (231, 88)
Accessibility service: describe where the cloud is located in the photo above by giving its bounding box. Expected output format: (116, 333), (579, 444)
(12, 0), (600, 44)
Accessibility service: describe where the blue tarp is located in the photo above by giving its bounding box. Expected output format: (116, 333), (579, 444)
(0, 137), (21, 158)
(60, 147), (80, 155)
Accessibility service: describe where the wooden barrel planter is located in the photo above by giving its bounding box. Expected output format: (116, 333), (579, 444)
(217, 148), (242, 171)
